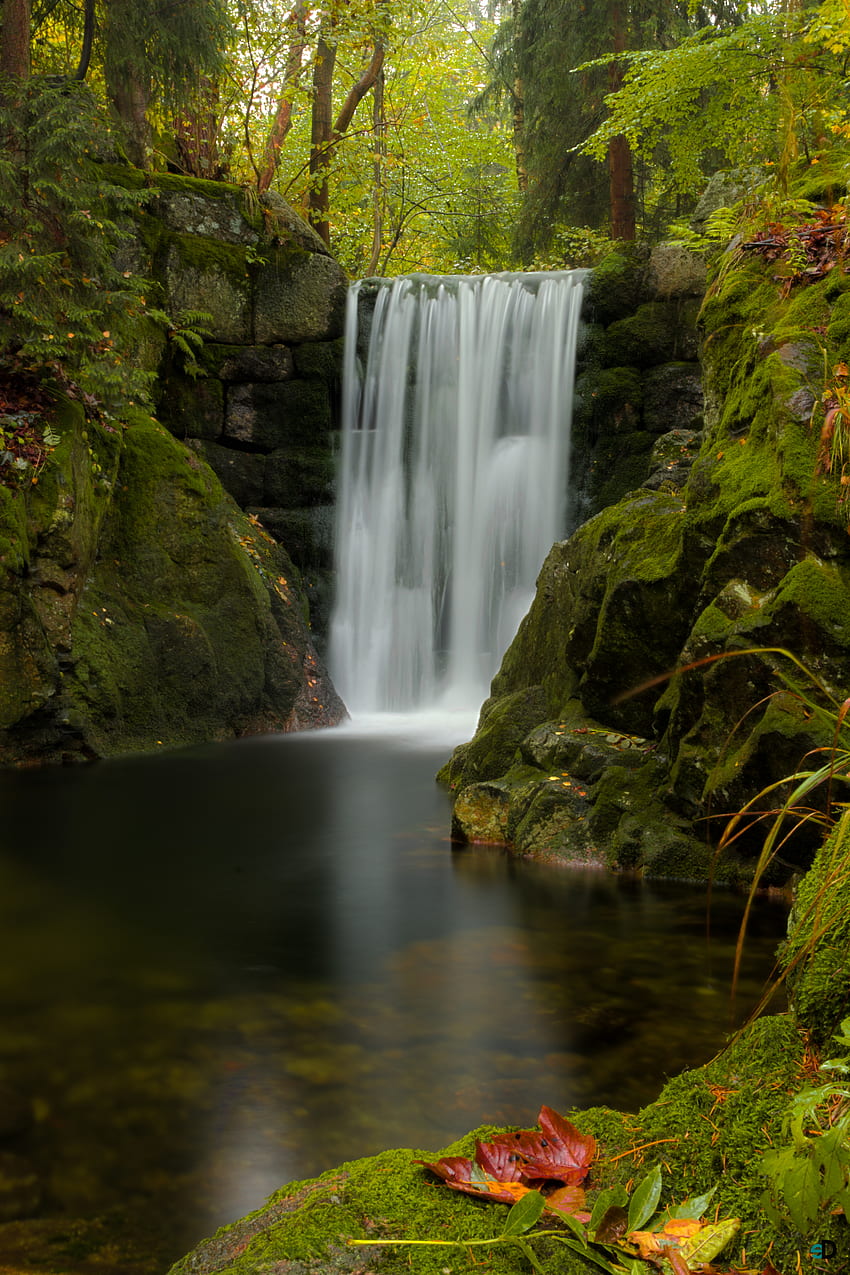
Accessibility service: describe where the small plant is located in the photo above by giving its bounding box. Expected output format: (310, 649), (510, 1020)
(760, 1016), (850, 1231)
(157, 308), (214, 378)
(350, 1107), (740, 1275)
(0, 75), (155, 411)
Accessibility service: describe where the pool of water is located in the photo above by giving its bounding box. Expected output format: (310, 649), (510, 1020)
(0, 723), (787, 1269)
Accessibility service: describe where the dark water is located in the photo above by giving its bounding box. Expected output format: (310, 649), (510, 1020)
(0, 724), (787, 1267)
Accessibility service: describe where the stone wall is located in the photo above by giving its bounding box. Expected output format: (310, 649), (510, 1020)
(145, 178), (348, 641)
(571, 244), (707, 526)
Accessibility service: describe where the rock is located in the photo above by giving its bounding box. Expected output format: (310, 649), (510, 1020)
(691, 166), (767, 231)
(0, 1151), (40, 1221)
(641, 363), (703, 433)
(163, 238), (252, 345)
(224, 381), (331, 451)
(441, 250), (850, 882)
(212, 345), (295, 383)
(0, 408), (345, 765)
(254, 253), (348, 344)
(647, 245), (707, 297)
(0, 1084), (32, 1139)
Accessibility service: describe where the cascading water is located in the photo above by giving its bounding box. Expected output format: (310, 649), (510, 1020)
(329, 270), (585, 715)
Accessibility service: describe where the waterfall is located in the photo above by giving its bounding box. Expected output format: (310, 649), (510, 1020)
(329, 270), (585, 715)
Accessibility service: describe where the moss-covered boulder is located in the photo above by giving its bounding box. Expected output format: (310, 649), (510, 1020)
(123, 171), (349, 642)
(0, 397), (345, 766)
(442, 247), (850, 882)
(165, 1011), (822, 1275)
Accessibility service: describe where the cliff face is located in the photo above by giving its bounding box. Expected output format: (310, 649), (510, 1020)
(0, 173), (346, 766)
(441, 245), (850, 883)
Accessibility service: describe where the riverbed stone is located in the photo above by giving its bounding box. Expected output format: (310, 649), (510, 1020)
(0, 1151), (40, 1221)
(0, 1084), (32, 1139)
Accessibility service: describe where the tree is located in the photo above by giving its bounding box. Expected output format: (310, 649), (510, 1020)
(1, 0), (31, 78)
(102, 0), (232, 167)
(495, 0), (746, 251)
(220, 0), (518, 272)
(579, 0), (850, 205)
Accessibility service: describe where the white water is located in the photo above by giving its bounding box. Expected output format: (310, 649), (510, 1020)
(329, 270), (585, 715)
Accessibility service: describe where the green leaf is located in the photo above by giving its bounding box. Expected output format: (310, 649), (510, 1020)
(627, 1164), (663, 1233)
(589, 1186), (629, 1234)
(502, 1190), (547, 1236)
(664, 1184), (717, 1222)
(550, 1232), (628, 1275)
(514, 1236), (547, 1273)
(782, 1157), (822, 1232)
(681, 1217), (740, 1265)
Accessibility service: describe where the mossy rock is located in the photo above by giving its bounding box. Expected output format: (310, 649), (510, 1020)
(168, 1011), (818, 1275)
(157, 374), (225, 441)
(0, 402), (344, 765)
(584, 245), (651, 325)
(603, 301), (700, 368)
(438, 686), (549, 791)
(782, 808), (850, 1046)
(254, 254), (348, 345)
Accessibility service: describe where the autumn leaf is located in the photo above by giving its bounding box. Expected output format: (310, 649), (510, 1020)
(490, 1106), (597, 1184)
(415, 1153), (531, 1205)
(417, 1106), (596, 1205)
(544, 1183), (591, 1223)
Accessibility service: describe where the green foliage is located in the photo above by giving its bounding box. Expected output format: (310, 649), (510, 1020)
(350, 1164), (738, 1275)
(0, 76), (155, 409)
(580, 2), (850, 201)
(760, 1017), (850, 1232)
(102, 0), (232, 114)
(157, 308), (214, 379)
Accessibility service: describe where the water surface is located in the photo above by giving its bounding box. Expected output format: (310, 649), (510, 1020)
(0, 724), (786, 1267)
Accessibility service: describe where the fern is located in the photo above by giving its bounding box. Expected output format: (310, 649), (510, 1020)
(0, 75), (156, 410)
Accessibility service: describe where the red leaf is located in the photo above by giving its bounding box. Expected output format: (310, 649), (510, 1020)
(544, 1183), (591, 1222)
(415, 1154), (531, 1205)
(475, 1139), (525, 1183)
(490, 1106), (596, 1184)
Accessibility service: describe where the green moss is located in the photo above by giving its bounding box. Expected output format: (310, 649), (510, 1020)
(771, 556), (850, 646)
(585, 245), (650, 325)
(147, 172), (246, 203)
(782, 809), (850, 1045)
(168, 1013), (817, 1275)
(631, 1015), (806, 1268)
(169, 231), (250, 283)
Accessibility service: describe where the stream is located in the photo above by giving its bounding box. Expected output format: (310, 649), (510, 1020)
(0, 719), (787, 1269)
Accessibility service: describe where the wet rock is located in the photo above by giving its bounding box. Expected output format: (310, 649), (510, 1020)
(0, 1083), (33, 1139)
(0, 1150), (41, 1221)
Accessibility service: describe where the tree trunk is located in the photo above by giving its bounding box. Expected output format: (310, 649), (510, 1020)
(307, 33), (337, 245)
(607, 1), (635, 239)
(258, 0), (309, 194)
(1, 0), (30, 79)
(72, 0), (95, 81)
(104, 0), (152, 167)
(308, 35), (385, 246)
(175, 78), (221, 178)
(366, 67), (385, 276)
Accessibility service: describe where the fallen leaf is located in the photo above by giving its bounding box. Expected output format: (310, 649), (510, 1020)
(545, 1183), (590, 1222)
(416, 1153), (531, 1204)
(490, 1106), (597, 1184)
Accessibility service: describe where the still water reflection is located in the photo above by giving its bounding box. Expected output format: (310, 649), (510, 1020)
(0, 725), (786, 1267)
